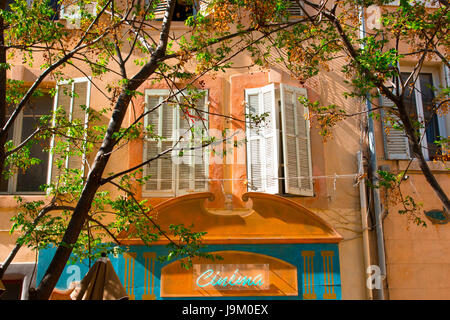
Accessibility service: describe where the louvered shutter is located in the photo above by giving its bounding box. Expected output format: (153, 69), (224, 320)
(177, 96), (192, 192)
(67, 81), (89, 171)
(198, 0), (211, 15)
(261, 84), (279, 193)
(245, 84), (279, 194)
(287, 0), (303, 17)
(280, 84), (313, 196)
(48, 78), (91, 184)
(194, 92), (209, 191)
(154, 0), (169, 20)
(176, 91), (209, 194)
(143, 92), (176, 194)
(143, 90), (208, 196)
(380, 95), (410, 160)
(192, 92), (209, 192)
(246, 90), (263, 192)
(445, 65), (450, 88)
(143, 95), (161, 191)
(61, 2), (98, 29)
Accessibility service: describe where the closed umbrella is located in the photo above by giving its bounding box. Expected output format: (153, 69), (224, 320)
(72, 256), (128, 300)
(0, 279), (5, 298)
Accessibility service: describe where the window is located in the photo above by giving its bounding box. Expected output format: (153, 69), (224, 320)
(381, 69), (447, 161)
(47, 78), (91, 183)
(6, 0), (61, 20)
(0, 94), (53, 194)
(60, 0), (97, 28)
(245, 83), (313, 196)
(142, 89), (209, 197)
(286, 0), (304, 18)
(153, 0), (194, 21)
(386, 0), (440, 8)
(0, 78), (91, 194)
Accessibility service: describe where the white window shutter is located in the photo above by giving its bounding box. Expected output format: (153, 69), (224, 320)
(193, 92), (209, 192)
(287, 0), (303, 17)
(246, 90), (263, 192)
(143, 89), (209, 196)
(380, 95), (410, 160)
(143, 93), (176, 194)
(176, 91), (209, 194)
(48, 78), (91, 184)
(60, 2), (98, 29)
(177, 96), (193, 192)
(280, 84), (313, 196)
(245, 84), (279, 194)
(48, 83), (71, 185)
(261, 84), (279, 194)
(198, 0), (211, 15)
(67, 81), (90, 172)
(158, 98), (175, 192)
(143, 96), (160, 191)
(154, 0), (169, 20)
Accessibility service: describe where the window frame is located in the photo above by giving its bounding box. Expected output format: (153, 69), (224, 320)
(47, 76), (92, 186)
(244, 83), (314, 196)
(286, 0), (304, 19)
(385, 0), (440, 8)
(59, 1), (98, 28)
(279, 83), (313, 196)
(245, 84), (280, 194)
(142, 88), (210, 198)
(0, 92), (53, 195)
(399, 65), (447, 161)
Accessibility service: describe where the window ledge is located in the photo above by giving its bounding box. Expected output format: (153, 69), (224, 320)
(145, 20), (191, 31)
(0, 195), (47, 208)
(398, 160), (449, 173)
(383, 0), (440, 8)
(277, 193), (315, 198)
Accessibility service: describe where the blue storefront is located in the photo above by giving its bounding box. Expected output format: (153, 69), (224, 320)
(36, 193), (343, 300)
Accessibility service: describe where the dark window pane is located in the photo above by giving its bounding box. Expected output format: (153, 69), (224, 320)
(0, 122), (15, 192)
(401, 72), (419, 157)
(5, 0), (15, 11)
(48, 0), (60, 20)
(401, 72), (419, 121)
(23, 94), (53, 115)
(16, 118), (50, 192)
(419, 73), (441, 159)
(16, 93), (52, 192)
(173, 0), (193, 21)
(400, 72), (441, 159)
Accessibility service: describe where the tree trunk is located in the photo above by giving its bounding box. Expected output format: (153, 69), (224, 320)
(30, 0), (176, 300)
(326, 8), (450, 214)
(397, 100), (450, 213)
(0, 0), (7, 182)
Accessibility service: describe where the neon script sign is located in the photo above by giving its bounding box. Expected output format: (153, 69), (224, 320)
(193, 264), (269, 290)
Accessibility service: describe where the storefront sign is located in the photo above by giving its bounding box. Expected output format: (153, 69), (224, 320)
(193, 264), (269, 290)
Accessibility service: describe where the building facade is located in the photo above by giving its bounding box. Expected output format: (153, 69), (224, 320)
(0, 0), (449, 300)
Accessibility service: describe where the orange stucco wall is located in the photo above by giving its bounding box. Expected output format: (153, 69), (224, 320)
(1, 5), (448, 301)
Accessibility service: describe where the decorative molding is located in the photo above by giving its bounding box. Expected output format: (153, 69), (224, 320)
(119, 192), (343, 245)
(321, 251), (336, 300)
(123, 252), (136, 300)
(302, 251), (316, 300)
(142, 252), (157, 300)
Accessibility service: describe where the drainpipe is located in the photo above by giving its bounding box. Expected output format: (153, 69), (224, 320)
(357, 151), (373, 300)
(359, 6), (387, 300)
